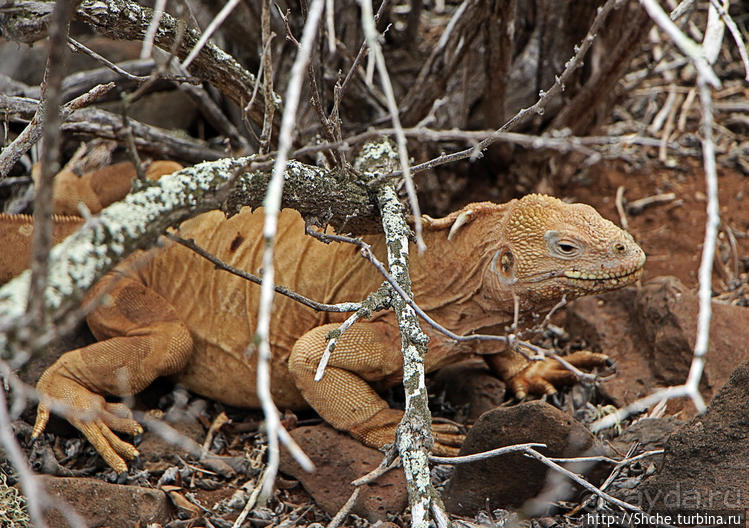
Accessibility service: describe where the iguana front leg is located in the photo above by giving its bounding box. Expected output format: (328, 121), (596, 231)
(289, 323), (463, 455)
(485, 348), (610, 399)
(33, 273), (194, 473)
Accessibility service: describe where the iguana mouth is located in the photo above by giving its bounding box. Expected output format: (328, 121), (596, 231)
(563, 251), (646, 284)
(563, 267), (642, 281)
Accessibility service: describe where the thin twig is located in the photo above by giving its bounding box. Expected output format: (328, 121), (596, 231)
(429, 442), (546, 464)
(626, 192), (676, 215)
(68, 37), (150, 82)
(335, 0), (389, 107)
(326, 488), (361, 528)
(259, 0), (276, 152)
(231, 470), (265, 528)
(615, 186), (629, 230)
(181, 0), (241, 69)
(594, 0), (723, 431)
(26, 0), (76, 339)
(707, 0), (749, 81)
(314, 310), (362, 381)
(685, 77), (719, 412)
(141, 0), (167, 59)
(639, 0), (721, 88)
(434, 442), (640, 512)
(254, 0), (324, 504)
(166, 233), (361, 313)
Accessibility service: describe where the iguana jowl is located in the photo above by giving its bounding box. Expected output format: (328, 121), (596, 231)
(13, 180), (644, 473)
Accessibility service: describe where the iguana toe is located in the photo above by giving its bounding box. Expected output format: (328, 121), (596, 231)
(35, 365), (142, 473)
(75, 421), (134, 474)
(433, 426), (465, 455)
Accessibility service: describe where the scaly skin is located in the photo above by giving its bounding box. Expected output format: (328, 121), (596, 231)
(19, 192), (644, 473)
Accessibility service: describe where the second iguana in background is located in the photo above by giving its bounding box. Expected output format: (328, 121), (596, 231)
(15, 170), (644, 473)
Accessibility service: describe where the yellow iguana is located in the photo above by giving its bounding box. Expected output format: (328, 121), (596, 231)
(4, 162), (645, 473)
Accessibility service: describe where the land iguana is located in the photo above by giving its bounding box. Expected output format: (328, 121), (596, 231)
(4, 163), (646, 473)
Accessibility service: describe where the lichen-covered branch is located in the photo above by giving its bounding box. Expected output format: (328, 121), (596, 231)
(0, 155), (378, 366)
(355, 140), (439, 528)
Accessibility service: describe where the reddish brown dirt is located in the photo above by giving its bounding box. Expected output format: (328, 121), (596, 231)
(559, 159), (749, 290)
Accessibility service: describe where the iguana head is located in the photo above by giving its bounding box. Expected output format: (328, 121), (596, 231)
(487, 193), (645, 308)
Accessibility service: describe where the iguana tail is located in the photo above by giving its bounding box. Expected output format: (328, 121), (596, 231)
(0, 159), (183, 284)
(0, 213), (84, 284)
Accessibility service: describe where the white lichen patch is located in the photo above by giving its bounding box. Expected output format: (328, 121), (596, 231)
(355, 139), (398, 172)
(85, 1), (110, 15)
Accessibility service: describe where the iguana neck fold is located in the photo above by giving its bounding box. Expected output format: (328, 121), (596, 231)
(409, 205), (515, 337)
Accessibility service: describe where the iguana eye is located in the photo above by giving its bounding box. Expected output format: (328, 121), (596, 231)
(545, 230), (583, 259)
(557, 242), (577, 254)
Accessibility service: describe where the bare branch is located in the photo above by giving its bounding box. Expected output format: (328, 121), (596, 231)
(254, 0), (324, 504)
(0, 85), (115, 179)
(26, 0), (76, 337)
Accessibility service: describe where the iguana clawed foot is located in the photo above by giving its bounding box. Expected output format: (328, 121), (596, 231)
(32, 368), (142, 474)
(349, 408), (465, 456)
(507, 351), (611, 399)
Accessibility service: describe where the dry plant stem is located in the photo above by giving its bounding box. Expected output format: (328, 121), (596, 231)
(254, 127), (672, 175)
(325, 0), (336, 53)
(686, 78), (718, 410)
(638, 0), (720, 88)
(429, 442), (546, 464)
(326, 487), (361, 528)
(181, 0), (241, 69)
(359, 0), (426, 252)
(615, 186), (629, 230)
(0, 84), (115, 178)
(68, 37), (150, 82)
(524, 448), (640, 512)
(594, 5), (722, 433)
(61, 0), (276, 128)
(707, 0), (749, 81)
(670, 0), (698, 20)
(202, 411), (229, 451)
(315, 310), (362, 381)
(254, 0), (324, 505)
(336, 0), (389, 101)
(27, 0), (75, 332)
(626, 192), (676, 215)
(548, 449), (664, 465)
(141, 0), (167, 59)
(174, 68), (251, 153)
(259, 0), (275, 152)
(167, 232), (361, 312)
(231, 472), (266, 528)
(351, 452), (400, 486)
(433, 443), (639, 512)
